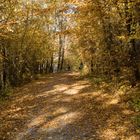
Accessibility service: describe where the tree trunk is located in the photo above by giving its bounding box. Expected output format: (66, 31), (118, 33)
(57, 34), (63, 72)
(50, 54), (54, 73)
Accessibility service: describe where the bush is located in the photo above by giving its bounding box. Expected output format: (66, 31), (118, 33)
(129, 98), (140, 112)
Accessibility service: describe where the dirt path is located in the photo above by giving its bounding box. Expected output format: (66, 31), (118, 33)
(0, 72), (139, 140)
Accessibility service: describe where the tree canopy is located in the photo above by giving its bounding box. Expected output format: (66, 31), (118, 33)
(0, 0), (140, 94)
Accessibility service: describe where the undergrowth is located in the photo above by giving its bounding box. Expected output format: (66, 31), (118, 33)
(128, 87), (140, 131)
(87, 74), (140, 131)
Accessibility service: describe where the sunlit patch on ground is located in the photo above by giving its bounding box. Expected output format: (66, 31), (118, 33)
(61, 97), (73, 102)
(64, 88), (80, 95)
(40, 111), (81, 132)
(14, 95), (34, 103)
(122, 109), (134, 115)
(100, 129), (117, 139)
(63, 83), (90, 95)
(54, 85), (68, 91)
(35, 81), (47, 85)
(107, 98), (119, 105)
(28, 114), (45, 128)
(52, 107), (68, 114)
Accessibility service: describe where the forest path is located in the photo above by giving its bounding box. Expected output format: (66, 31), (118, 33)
(0, 72), (139, 140)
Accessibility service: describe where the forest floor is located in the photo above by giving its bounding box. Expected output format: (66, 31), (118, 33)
(0, 72), (139, 140)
